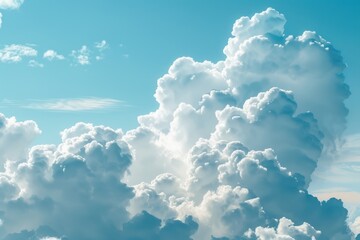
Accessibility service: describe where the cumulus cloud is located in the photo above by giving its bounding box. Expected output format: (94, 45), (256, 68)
(254, 217), (320, 240)
(0, 114), (41, 166)
(0, 0), (24, 9)
(177, 140), (349, 239)
(0, 44), (37, 63)
(0, 122), (133, 239)
(210, 87), (323, 186)
(123, 7), (352, 240)
(43, 50), (65, 61)
(223, 16), (349, 150)
(24, 98), (124, 111)
(0, 7), (355, 240)
(127, 6), (349, 184)
(71, 45), (90, 65)
(0, 119), (199, 239)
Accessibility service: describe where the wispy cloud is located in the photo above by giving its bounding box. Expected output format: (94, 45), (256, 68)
(23, 98), (125, 111)
(43, 50), (65, 61)
(28, 59), (44, 68)
(312, 134), (360, 184)
(95, 40), (109, 61)
(0, 41), (109, 66)
(95, 40), (108, 51)
(0, 44), (37, 63)
(310, 133), (360, 221)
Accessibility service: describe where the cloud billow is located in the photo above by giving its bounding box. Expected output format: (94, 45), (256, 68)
(0, 8), (355, 240)
(127, 7), (352, 240)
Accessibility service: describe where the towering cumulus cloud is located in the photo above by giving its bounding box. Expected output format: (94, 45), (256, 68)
(0, 8), (355, 240)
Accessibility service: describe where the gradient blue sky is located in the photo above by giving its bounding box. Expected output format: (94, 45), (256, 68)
(1, 0), (359, 144)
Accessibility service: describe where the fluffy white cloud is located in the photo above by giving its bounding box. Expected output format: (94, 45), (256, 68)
(138, 57), (226, 132)
(0, 122), (133, 239)
(211, 87), (323, 185)
(223, 19), (349, 150)
(124, 7), (353, 240)
(182, 139), (349, 239)
(351, 217), (360, 236)
(71, 45), (90, 65)
(124, 126), (188, 184)
(0, 118), (199, 239)
(0, 0), (24, 9)
(0, 44), (37, 63)
(133, 7), (348, 178)
(255, 217), (320, 240)
(0, 114), (40, 166)
(43, 50), (65, 61)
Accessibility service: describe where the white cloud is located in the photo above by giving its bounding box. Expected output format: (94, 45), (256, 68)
(95, 40), (109, 60)
(124, 7), (352, 240)
(0, 44), (37, 63)
(0, 120), (197, 240)
(71, 45), (90, 65)
(0, 122), (133, 239)
(0, 0), (24, 9)
(0, 113), (41, 166)
(351, 217), (360, 236)
(24, 98), (124, 111)
(43, 50), (65, 61)
(210, 87), (323, 186)
(255, 217), (320, 240)
(129, 6), (349, 188)
(95, 40), (108, 51)
(28, 59), (44, 68)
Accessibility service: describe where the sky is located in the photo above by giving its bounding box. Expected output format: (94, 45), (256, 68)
(1, 0), (360, 240)
(0, 0), (359, 144)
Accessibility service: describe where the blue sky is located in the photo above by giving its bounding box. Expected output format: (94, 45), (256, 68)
(1, 1), (360, 239)
(1, 0), (359, 144)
